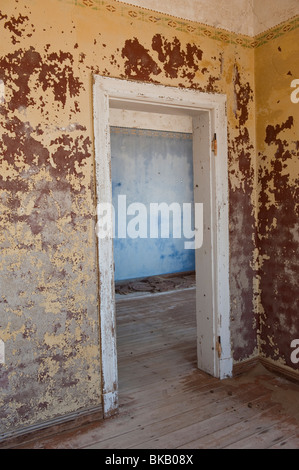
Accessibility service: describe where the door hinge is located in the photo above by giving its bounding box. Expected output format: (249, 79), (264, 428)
(216, 336), (222, 358)
(211, 133), (217, 156)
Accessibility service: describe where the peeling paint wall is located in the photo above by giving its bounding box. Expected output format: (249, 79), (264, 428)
(0, 0), (296, 436)
(0, 0), (103, 436)
(255, 24), (299, 371)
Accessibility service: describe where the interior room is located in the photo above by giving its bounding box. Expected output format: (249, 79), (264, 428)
(0, 0), (298, 449)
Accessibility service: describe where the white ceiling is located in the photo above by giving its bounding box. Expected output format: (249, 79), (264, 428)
(252, 0), (299, 35)
(115, 0), (299, 36)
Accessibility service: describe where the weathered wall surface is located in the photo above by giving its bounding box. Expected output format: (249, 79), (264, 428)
(0, 0), (104, 436)
(255, 22), (299, 372)
(1, 0), (296, 436)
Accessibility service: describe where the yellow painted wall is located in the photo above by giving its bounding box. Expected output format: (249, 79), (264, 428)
(0, 0), (297, 436)
(255, 21), (299, 371)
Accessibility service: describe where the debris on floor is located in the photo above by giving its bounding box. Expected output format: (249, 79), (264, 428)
(115, 271), (196, 296)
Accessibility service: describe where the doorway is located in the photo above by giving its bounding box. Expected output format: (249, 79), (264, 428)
(93, 76), (232, 417)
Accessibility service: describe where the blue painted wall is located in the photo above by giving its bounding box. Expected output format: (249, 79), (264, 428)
(110, 127), (195, 281)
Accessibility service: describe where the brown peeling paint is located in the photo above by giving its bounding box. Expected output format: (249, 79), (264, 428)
(0, 2), (101, 437)
(4, 13), (30, 37)
(121, 34), (205, 85)
(0, 109), (91, 205)
(233, 63), (253, 126)
(265, 116), (294, 146)
(229, 146), (257, 360)
(151, 34), (203, 80)
(0, 12), (8, 22)
(1, 113), (49, 169)
(121, 37), (161, 81)
(0, 46), (83, 111)
(258, 115), (299, 368)
(227, 64), (256, 361)
(49, 133), (91, 181)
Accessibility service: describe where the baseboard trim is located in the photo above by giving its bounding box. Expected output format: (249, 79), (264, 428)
(0, 404), (103, 449)
(260, 357), (299, 383)
(233, 355), (299, 383)
(232, 356), (260, 377)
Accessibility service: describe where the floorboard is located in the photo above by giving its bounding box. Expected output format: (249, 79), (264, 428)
(3, 287), (299, 449)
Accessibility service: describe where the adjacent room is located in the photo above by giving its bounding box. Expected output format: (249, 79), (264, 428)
(0, 0), (298, 449)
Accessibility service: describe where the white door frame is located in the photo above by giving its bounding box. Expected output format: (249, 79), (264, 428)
(93, 75), (232, 418)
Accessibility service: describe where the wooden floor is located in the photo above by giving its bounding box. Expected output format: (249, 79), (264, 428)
(5, 288), (299, 449)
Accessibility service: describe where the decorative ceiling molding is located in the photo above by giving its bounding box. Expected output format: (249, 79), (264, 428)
(60, 0), (299, 49)
(114, 0), (299, 37)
